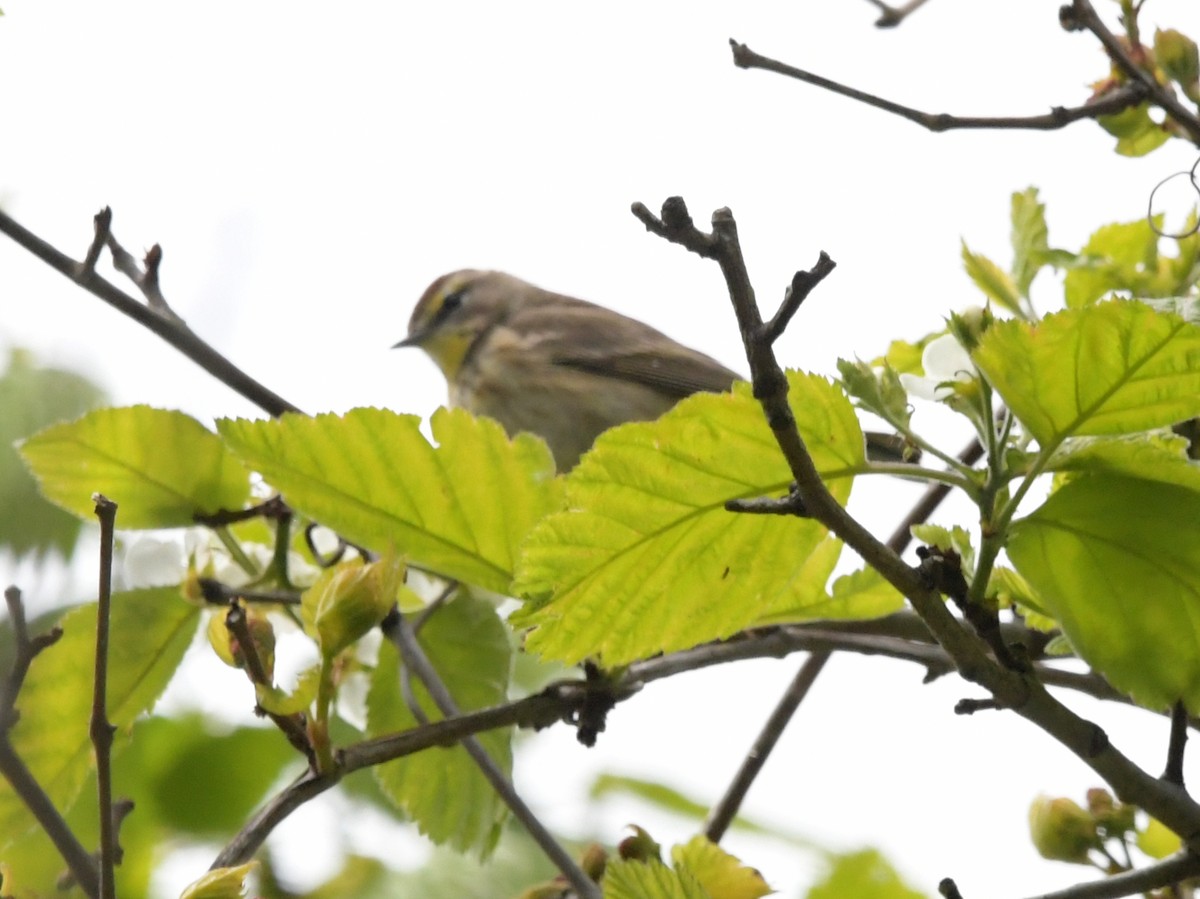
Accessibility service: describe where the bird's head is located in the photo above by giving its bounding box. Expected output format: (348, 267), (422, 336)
(394, 270), (523, 379)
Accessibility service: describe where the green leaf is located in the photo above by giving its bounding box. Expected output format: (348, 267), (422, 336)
(0, 588), (199, 846)
(806, 849), (926, 899)
(1138, 817), (1183, 860)
(1010, 187), (1051, 298)
(217, 407), (559, 593)
(988, 566), (1054, 624)
(513, 372), (863, 666)
(1008, 475), (1200, 711)
(0, 349), (105, 558)
(603, 859), (709, 899)
(971, 301), (1200, 448)
(837, 359), (912, 429)
(179, 862), (258, 899)
(1097, 103), (1171, 157)
(753, 539), (904, 626)
(256, 663), (321, 716)
(589, 774), (823, 848)
(366, 593), (512, 854)
(961, 241), (1022, 314)
(671, 836), (772, 899)
(1045, 433), (1200, 492)
(1063, 218), (1159, 309)
(134, 715), (299, 836)
(19, 405), (250, 529)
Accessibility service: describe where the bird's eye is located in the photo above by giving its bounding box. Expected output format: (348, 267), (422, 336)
(440, 289), (466, 314)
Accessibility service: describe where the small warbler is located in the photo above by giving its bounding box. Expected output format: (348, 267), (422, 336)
(396, 270), (909, 471)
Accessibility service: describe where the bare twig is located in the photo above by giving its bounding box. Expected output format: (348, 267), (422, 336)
(0, 588), (96, 897)
(1164, 700), (1189, 787)
(382, 612), (601, 899)
(703, 651), (829, 842)
(0, 208), (301, 417)
(90, 496), (118, 899)
(866, 0), (932, 28)
(223, 604), (314, 763)
(728, 40), (1149, 133)
(1063, 0), (1200, 146)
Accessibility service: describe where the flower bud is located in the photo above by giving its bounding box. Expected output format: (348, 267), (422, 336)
(617, 825), (663, 862)
(302, 555), (404, 657)
(579, 843), (608, 881)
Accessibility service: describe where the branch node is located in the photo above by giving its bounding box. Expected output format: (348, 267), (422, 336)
(79, 207), (113, 278)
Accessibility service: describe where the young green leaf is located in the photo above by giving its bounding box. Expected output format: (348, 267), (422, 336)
(1009, 475), (1200, 711)
(1045, 434), (1200, 492)
(972, 301), (1200, 448)
(671, 836), (772, 899)
(1063, 218), (1160, 309)
(0, 588), (199, 846)
(603, 858), (709, 899)
(18, 406), (250, 529)
(807, 849), (926, 899)
(961, 241), (1022, 314)
(837, 359), (912, 429)
(217, 407), (560, 594)
(1097, 103), (1172, 157)
(1010, 187), (1051, 298)
(513, 372), (864, 666)
(365, 593), (512, 855)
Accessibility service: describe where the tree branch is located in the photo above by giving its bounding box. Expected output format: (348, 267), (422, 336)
(703, 651), (829, 843)
(90, 496), (118, 899)
(866, 0), (932, 28)
(0, 588), (96, 898)
(728, 40), (1149, 133)
(1018, 851), (1200, 899)
(1063, 0), (1200, 146)
(0, 207), (301, 417)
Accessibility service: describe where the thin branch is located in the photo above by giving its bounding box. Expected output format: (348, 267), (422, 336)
(1018, 851), (1200, 899)
(90, 497), (118, 899)
(0, 208), (301, 417)
(866, 0), (932, 28)
(703, 651), (830, 843)
(223, 604), (314, 764)
(382, 612), (601, 899)
(211, 615), (1158, 869)
(728, 40), (1149, 133)
(0, 588), (96, 898)
(1064, 0), (1200, 146)
(1164, 700), (1188, 787)
(630, 195), (1200, 858)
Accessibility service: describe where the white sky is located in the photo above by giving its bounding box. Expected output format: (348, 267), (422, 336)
(2, 1), (1200, 897)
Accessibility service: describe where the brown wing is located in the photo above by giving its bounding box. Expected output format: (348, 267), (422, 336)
(506, 298), (741, 399)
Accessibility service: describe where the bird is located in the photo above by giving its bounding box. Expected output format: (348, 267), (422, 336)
(396, 269), (910, 471)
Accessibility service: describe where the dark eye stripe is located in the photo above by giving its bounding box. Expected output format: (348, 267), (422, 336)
(431, 288), (466, 327)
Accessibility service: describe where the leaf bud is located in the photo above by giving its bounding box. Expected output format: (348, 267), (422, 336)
(1028, 795), (1099, 863)
(301, 555), (404, 657)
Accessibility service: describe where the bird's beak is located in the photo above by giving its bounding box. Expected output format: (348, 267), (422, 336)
(392, 333), (422, 349)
